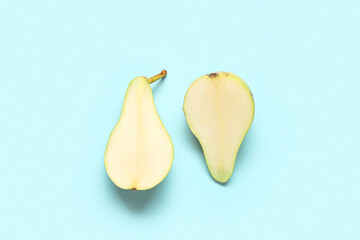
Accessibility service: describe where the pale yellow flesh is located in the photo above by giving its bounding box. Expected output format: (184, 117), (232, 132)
(105, 77), (173, 190)
(183, 72), (254, 183)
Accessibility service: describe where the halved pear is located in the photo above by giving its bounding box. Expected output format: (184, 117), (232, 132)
(183, 72), (254, 183)
(105, 70), (173, 191)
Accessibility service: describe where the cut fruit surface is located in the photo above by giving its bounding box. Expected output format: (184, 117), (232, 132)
(105, 72), (173, 190)
(183, 72), (254, 183)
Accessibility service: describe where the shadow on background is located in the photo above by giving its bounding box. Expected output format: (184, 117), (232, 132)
(230, 127), (256, 184)
(105, 170), (171, 214)
(151, 74), (166, 95)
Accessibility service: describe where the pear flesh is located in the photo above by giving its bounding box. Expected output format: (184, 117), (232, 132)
(105, 73), (173, 190)
(183, 72), (254, 183)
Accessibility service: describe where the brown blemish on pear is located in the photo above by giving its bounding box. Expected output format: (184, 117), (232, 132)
(207, 72), (219, 78)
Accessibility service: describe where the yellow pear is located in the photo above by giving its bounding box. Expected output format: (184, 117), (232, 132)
(105, 70), (173, 190)
(183, 72), (254, 183)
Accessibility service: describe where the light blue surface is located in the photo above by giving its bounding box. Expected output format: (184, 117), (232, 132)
(1, 0), (359, 239)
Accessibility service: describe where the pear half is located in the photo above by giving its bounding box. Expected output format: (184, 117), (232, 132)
(105, 70), (173, 191)
(183, 72), (254, 183)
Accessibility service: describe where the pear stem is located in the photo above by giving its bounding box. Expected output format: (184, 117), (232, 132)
(147, 70), (167, 84)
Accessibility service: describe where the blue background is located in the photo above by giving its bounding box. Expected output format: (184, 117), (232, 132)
(1, 0), (359, 239)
